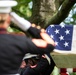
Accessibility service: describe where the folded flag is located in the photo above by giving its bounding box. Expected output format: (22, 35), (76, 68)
(46, 24), (76, 54)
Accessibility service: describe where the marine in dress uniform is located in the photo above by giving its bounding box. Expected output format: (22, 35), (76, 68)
(0, 0), (55, 75)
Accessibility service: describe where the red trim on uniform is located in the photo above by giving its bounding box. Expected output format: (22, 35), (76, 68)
(0, 28), (7, 34)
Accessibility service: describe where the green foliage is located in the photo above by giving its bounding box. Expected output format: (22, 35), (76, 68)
(12, 0), (32, 20)
(70, 72), (76, 75)
(64, 4), (76, 25)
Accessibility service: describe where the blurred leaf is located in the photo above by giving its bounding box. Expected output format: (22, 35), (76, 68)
(64, 4), (76, 25)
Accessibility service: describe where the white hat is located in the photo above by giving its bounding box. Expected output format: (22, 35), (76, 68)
(0, 0), (18, 13)
(23, 53), (38, 60)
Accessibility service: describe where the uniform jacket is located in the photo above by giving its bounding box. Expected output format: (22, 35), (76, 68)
(0, 28), (54, 74)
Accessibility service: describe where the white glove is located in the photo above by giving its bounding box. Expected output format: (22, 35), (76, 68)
(10, 12), (31, 31)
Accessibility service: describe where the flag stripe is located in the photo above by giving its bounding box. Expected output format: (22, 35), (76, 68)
(71, 26), (76, 53)
(60, 68), (76, 74)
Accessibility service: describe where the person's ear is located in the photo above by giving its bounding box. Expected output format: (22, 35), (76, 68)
(6, 15), (11, 24)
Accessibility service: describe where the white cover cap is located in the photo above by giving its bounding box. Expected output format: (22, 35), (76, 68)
(0, 0), (17, 13)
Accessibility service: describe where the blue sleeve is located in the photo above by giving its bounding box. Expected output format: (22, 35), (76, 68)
(22, 67), (39, 75)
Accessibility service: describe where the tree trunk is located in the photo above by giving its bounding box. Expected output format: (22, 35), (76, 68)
(30, 0), (76, 28)
(30, 0), (57, 28)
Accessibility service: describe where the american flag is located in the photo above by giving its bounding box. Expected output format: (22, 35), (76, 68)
(46, 24), (76, 54)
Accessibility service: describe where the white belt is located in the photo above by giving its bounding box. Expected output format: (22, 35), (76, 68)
(10, 74), (20, 75)
(0, 74), (20, 75)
